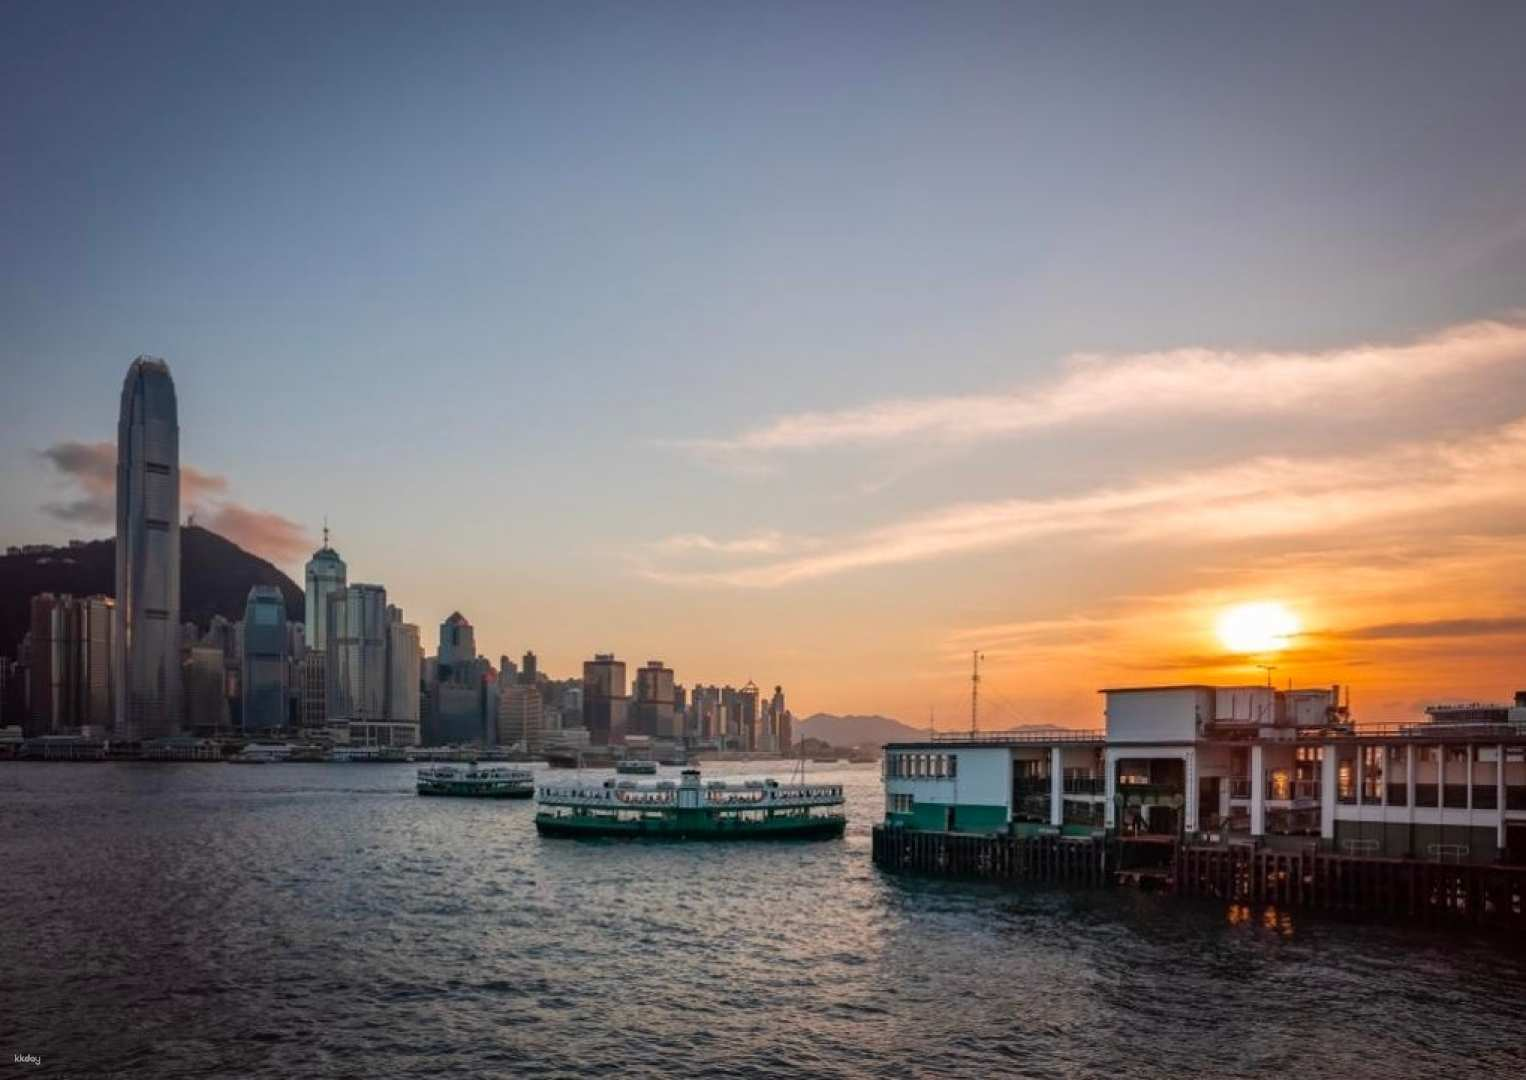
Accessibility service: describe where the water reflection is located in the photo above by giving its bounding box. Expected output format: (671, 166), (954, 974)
(2, 761), (1524, 1078)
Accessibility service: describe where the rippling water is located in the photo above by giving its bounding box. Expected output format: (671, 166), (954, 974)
(3, 761), (1524, 1078)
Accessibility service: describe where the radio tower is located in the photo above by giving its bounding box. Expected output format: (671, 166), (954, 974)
(970, 650), (983, 735)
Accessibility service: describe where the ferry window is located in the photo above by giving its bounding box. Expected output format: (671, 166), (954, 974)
(947, 754), (957, 779)
(1447, 747), (1468, 764)
(1269, 769), (1291, 801)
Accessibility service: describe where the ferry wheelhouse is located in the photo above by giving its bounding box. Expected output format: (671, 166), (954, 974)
(416, 764), (535, 798)
(535, 768), (845, 839)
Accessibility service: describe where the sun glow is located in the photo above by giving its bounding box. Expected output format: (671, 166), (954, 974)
(1216, 602), (1300, 654)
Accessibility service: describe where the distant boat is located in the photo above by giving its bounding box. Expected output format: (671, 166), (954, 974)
(416, 764), (534, 799)
(229, 743), (292, 764)
(535, 768), (845, 840)
(615, 759), (658, 775)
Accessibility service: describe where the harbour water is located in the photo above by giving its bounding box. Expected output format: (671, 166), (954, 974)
(3, 762), (1525, 1078)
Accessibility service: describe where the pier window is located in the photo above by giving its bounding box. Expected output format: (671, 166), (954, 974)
(1386, 746), (1408, 806)
(1414, 747), (1439, 807)
(1360, 746), (1383, 804)
(1336, 748), (1357, 804)
(1443, 746), (1469, 808)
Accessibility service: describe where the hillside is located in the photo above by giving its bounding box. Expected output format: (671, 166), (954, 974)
(0, 526), (303, 659)
(796, 713), (927, 747)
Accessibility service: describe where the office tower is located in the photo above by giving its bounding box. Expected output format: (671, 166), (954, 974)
(241, 585), (289, 733)
(27, 593), (114, 736)
(303, 525), (347, 652)
(438, 612), (476, 669)
(634, 660), (677, 739)
(115, 356), (181, 738)
(327, 583), (388, 722)
(738, 681), (760, 750)
(582, 654), (629, 746)
(520, 650), (538, 686)
(184, 645), (230, 733)
(299, 649), (327, 728)
(385, 614), (421, 727)
(499, 655), (518, 684)
(499, 683), (544, 751)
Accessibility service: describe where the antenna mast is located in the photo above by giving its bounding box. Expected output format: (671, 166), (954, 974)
(970, 650), (983, 735)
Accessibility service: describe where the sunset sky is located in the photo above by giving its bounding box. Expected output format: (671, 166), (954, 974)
(3, 3), (1525, 725)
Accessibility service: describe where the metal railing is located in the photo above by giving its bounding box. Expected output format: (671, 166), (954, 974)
(1063, 776), (1105, 795)
(927, 728), (1105, 745)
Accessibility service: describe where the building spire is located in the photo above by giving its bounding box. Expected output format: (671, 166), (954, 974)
(322, 516), (330, 549)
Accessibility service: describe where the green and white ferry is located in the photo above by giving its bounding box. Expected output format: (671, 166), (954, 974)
(535, 768), (846, 839)
(417, 764), (535, 799)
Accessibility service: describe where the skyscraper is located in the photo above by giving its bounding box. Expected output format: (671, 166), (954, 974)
(438, 612), (476, 669)
(582, 654), (628, 746)
(327, 583), (388, 723)
(27, 593), (113, 736)
(385, 607), (421, 727)
(115, 357), (181, 739)
(241, 585), (290, 733)
(634, 660), (677, 739)
(304, 524), (347, 652)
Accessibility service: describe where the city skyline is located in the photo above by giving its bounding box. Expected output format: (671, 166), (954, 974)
(4, 4), (1526, 725)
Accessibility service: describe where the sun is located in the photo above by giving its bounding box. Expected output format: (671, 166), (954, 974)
(1216, 602), (1300, 654)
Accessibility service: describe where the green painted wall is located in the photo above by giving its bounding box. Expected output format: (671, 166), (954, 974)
(887, 802), (1008, 834)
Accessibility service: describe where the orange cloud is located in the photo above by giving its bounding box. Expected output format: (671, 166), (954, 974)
(199, 504), (310, 565)
(38, 439), (307, 564)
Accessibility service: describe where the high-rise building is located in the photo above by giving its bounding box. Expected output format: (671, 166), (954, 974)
(303, 525), (347, 653)
(27, 593), (113, 736)
(385, 608), (421, 726)
(633, 659), (677, 739)
(115, 356), (181, 738)
(241, 585), (290, 733)
(520, 650), (538, 686)
(438, 612), (476, 669)
(582, 654), (628, 746)
(184, 645), (230, 733)
(738, 681), (760, 751)
(327, 584), (388, 722)
(499, 683), (544, 751)
(299, 650), (327, 728)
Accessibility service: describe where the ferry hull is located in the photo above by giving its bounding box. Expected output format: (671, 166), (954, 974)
(417, 784), (534, 799)
(534, 811), (846, 840)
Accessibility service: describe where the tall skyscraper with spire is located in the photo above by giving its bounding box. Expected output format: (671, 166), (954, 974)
(114, 356), (181, 738)
(304, 521), (347, 651)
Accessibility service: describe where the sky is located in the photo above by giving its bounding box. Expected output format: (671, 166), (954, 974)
(4, 2), (1525, 726)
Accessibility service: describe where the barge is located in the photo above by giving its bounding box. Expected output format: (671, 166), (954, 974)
(417, 764), (535, 798)
(535, 768), (845, 839)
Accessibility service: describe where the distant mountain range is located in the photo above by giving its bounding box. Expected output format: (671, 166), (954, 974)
(796, 713), (929, 747)
(0, 526), (303, 660)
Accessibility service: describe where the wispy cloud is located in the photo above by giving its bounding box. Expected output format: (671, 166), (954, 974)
(643, 415), (1526, 588)
(38, 440), (308, 564)
(682, 317), (1526, 455)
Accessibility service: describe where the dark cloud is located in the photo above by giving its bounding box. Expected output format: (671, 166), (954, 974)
(38, 440), (307, 564)
(1328, 618), (1526, 641)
